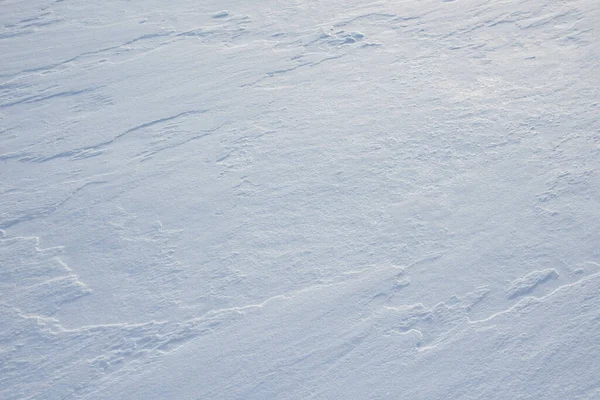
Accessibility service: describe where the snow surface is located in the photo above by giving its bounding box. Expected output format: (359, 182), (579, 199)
(1, 0), (600, 398)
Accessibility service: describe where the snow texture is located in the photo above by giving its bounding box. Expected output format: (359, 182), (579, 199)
(1, 0), (599, 398)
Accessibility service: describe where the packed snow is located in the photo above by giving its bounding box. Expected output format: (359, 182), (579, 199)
(1, 0), (599, 398)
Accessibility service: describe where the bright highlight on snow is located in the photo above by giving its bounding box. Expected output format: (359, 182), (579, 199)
(1, 0), (599, 398)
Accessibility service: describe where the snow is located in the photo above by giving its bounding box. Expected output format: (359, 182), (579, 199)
(1, 0), (599, 398)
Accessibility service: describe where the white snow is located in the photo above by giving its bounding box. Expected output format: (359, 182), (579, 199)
(1, 0), (599, 398)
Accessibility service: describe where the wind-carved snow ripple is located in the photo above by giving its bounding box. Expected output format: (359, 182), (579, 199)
(242, 26), (373, 88)
(0, 231), (91, 315)
(506, 268), (559, 299)
(375, 286), (490, 350)
(0, 230), (245, 400)
(372, 263), (597, 354)
(0, 11), (63, 41)
(0, 110), (205, 165)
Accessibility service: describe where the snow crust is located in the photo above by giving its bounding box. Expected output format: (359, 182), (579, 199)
(1, 0), (599, 398)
